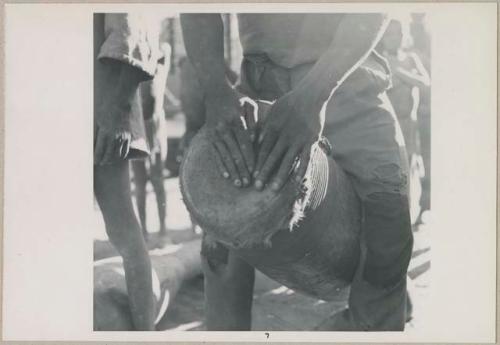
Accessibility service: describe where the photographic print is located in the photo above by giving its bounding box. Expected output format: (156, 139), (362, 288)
(92, 11), (432, 332)
(2, 2), (496, 343)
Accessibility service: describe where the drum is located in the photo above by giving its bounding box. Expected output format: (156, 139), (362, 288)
(180, 101), (363, 301)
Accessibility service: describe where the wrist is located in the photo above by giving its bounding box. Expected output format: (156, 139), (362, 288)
(293, 54), (345, 108)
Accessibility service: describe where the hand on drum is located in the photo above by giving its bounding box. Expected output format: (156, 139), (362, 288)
(253, 91), (323, 192)
(205, 86), (257, 187)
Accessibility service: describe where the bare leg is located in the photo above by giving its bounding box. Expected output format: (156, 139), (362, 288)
(202, 242), (255, 330)
(94, 161), (156, 331)
(131, 160), (149, 238)
(150, 153), (167, 235)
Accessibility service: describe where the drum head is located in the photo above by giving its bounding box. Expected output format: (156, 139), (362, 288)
(180, 128), (304, 248)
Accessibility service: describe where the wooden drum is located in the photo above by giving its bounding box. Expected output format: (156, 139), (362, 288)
(180, 101), (362, 301)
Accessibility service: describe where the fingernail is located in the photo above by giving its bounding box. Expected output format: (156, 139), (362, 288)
(223, 172), (229, 179)
(250, 134), (255, 142)
(295, 175), (302, 183)
(255, 180), (263, 189)
(234, 179), (242, 187)
(258, 134), (264, 143)
(271, 182), (280, 191)
(253, 171), (259, 178)
(242, 177), (249, 186)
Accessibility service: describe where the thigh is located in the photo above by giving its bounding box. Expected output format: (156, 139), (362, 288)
(325, 91), (408, 199)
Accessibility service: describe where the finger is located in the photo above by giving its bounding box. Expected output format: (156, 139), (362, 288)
(220, 130), (250, 187)
(234, 128), (255, 177)
(271, 147), (301, 191)
(254, 129), (278, 179)
(102, 137), (118, 164)
(212, 145), (230, 179)
(121, 139), (131, 159)
(255, 137), (287, 190)
(118, 133), (131, 159)
(294, 145), (312, 183)
(214, 141), (241, 187)
(94, 133), (107, 165)
(118, 140), (126, 159)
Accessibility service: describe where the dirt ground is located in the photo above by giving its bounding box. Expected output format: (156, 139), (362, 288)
(93, 171), (431, 331)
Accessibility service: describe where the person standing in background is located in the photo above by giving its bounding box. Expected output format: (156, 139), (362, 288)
(378, 19), (430, 161)
(410, 13), (431, 217)
(131, 42), (171, 238)
(94, 13), (162, 330)
(378, 18), (430, 222)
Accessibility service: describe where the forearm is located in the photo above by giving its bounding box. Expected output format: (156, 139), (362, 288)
(180, 14), (231, 95)
(293, 14), (389, 111)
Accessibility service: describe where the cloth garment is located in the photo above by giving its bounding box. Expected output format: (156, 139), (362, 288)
(98, 13), (162, 76)
(232, 51), (414, 330)
(237, 14), (344, 68)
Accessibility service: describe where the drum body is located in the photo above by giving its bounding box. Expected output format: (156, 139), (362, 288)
(180, 104), (363, 301)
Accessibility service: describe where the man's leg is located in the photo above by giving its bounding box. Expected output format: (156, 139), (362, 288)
(131, 160), (149, 238)
(202, 239), (255, 330)
(150, 153), (167, 235)
(321, 81), (413, 331)
(94, 161), (156, 330)
(316, 155), (413, 331)
(349, 168), (413, 331)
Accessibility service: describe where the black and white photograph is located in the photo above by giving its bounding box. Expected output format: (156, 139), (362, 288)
(2, 2), (497, 343)
(92, 11), (432, 332)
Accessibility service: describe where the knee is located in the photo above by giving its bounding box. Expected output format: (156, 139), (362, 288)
(368, 163), (408, 196)
(363, 188), (413, 248)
